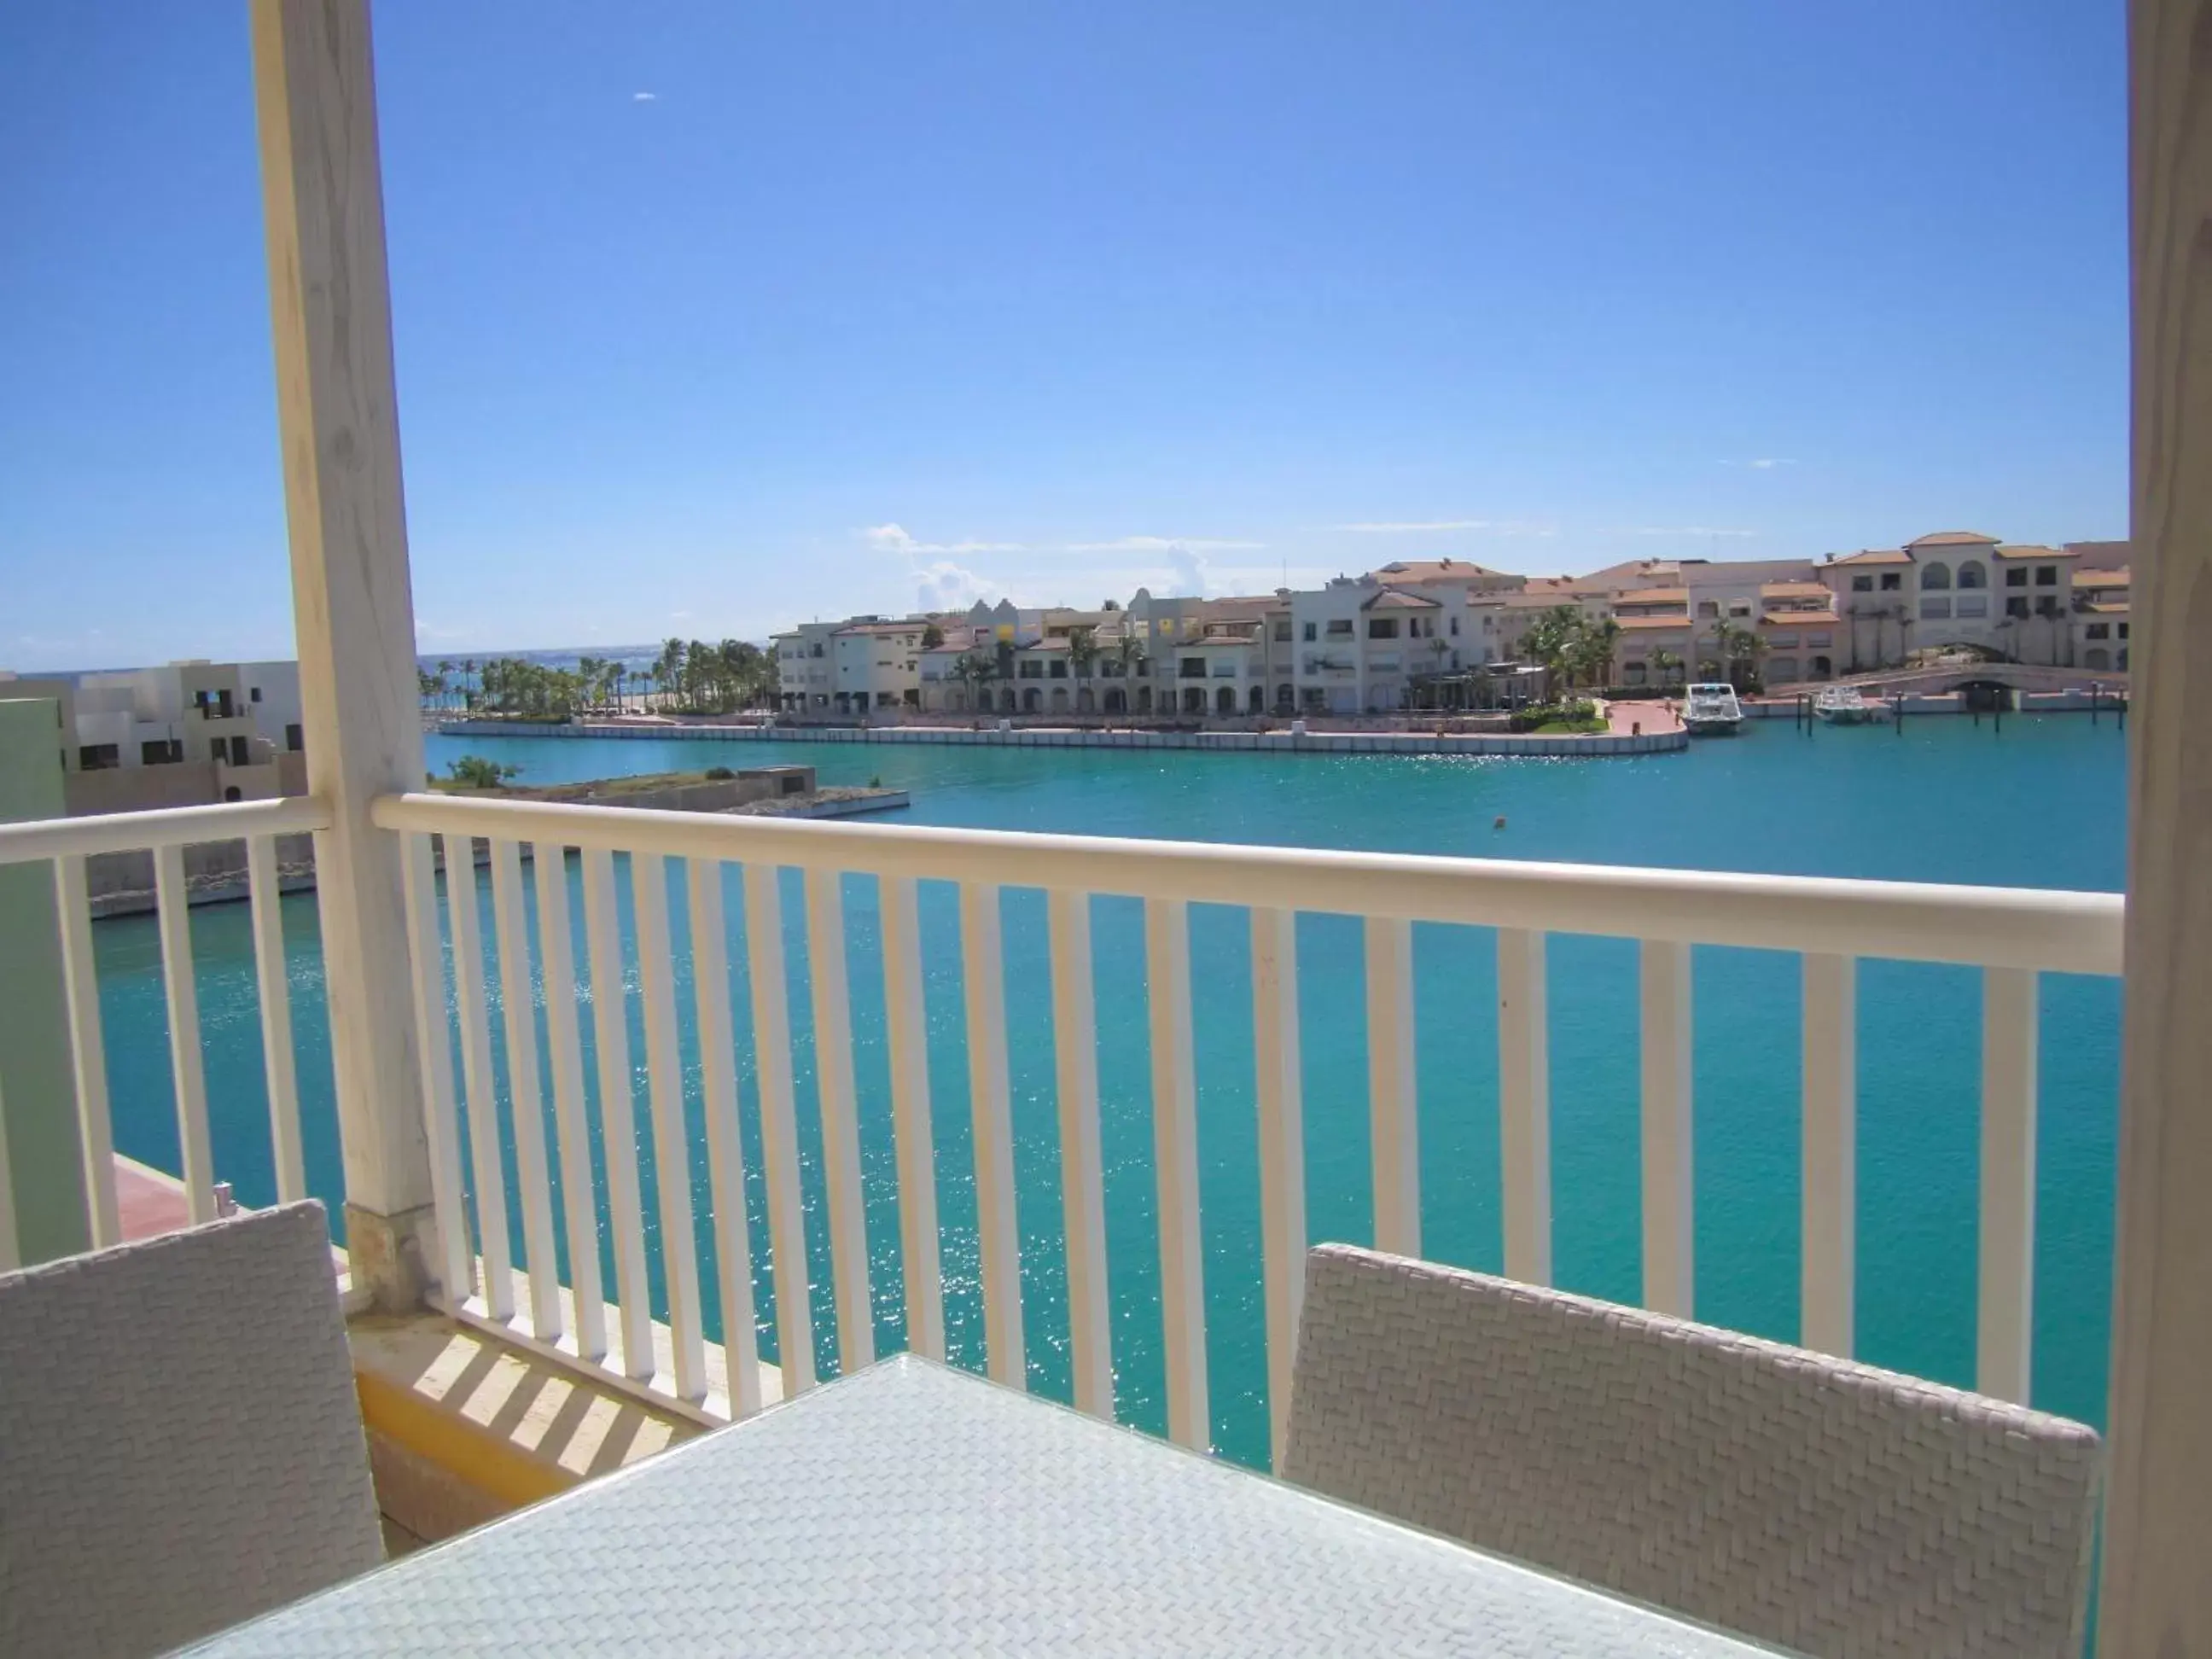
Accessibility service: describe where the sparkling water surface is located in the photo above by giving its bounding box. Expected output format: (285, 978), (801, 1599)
(96, 715), (2127, 1467)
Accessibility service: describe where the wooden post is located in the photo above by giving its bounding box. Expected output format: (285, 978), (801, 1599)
(2099, 0), (2212, 1647)
(251, 0), (439, 1310)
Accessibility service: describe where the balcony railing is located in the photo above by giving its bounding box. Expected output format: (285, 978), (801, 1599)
(371, 791), (2118, 1466)
(0, 796), (331, 1254)
(0, 789), (2126, 1471)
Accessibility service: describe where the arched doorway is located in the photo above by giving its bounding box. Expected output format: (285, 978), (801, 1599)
(1811, 655), (1833, 679)
(1049, 686), (1068, 713)
(1104, 688), (1126, 713)
(998, 688), (1016, 713)
(1022, 687), (1042, 713)
(1276, 684), (1295, 711)
(1215, 685), (1237, 715)
(1181, 687), (1206, 714)
(1076, 688), (1094, 713)
(2085, 648), (2111, 671)
(1136, 687), (1152, 713)
(1247, 684), (1265, 713)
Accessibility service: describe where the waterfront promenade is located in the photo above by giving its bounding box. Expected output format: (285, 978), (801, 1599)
(433, 713), (1691, 758)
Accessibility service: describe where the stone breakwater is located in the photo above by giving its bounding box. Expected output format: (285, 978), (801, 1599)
(432, 719), (1689, 759)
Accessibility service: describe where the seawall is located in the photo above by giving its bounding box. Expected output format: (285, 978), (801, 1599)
(433, 719), (1689, 759)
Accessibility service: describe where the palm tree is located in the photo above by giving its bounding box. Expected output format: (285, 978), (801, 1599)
(1067, 625), (1100, 690)
(1574, 617), (1622, 691)
(1650, 647), (1683, 690)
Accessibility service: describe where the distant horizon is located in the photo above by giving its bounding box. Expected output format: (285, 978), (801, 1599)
(3, 3), (2125, 672)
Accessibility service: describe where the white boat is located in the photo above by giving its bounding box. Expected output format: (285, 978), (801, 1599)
(1813, 684), (1876, 725)
(1682, 681), (1743, 736)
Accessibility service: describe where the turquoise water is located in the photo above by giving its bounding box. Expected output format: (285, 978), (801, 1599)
(99, 716), (2127, 1469)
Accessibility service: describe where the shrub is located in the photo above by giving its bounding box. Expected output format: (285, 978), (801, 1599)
(704, 765), (736, 780)
(445, 754), (519, 789)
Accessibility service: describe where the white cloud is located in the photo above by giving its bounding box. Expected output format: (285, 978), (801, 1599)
(864, 522), (1025, 556)
(1720, 458), (1796, 469)
(912, 561), (998, 612)
(1064, 534), (1264, 553)
(633, 91), (658, 102)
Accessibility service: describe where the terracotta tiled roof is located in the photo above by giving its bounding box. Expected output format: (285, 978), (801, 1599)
(1992, 544), (2075, 560)
(2084, 601), (2133, 615)
(1760, 580), (1833, 599)
(1615, 586), (1690, 606)
(1906, 530), (2001, 548)
(1617, 615), (1693, 632)
(1831, 549), (1913, 566)
(1760, 611), (1841, 628)
(1363, 587), (1443, 610)
(2071, 568), (2131, 588)
(1371, 559), (1511, 581)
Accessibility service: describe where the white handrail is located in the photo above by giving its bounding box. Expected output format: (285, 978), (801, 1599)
(0, 795), (332, 864)
(371, 791), (2123, 975)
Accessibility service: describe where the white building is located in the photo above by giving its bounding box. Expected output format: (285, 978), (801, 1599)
(1819, 532), (2085, 672)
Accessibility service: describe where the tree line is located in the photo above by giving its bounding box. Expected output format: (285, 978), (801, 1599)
(418, 637), (777, 719)
(1514, 604), (1769, 692)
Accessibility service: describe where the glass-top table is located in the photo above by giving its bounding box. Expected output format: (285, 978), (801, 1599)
(183, 1353), (1787, 1656)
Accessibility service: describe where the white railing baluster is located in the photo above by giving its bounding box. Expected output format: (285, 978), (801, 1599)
(399, 830), (473, 1306)
(1639, 938), (1694, 1317)
(805, 869), (876, 1374)
(1250, 905), (1305, 1469)
(687, 859), (763, 1415)
(490, 840), (562, 1342)
(1801, 952), (1856, 1356)
(742, 863), (818, 1394)
(878, 874), (946, 1359)
(1978, 965), (2038, 1403)
(533, 842), (608, 1362)
(245, 834), (306, 1205)
(153, 844), (215, 1225)
(1495, 928), (1551, 1285)
(1144, 896), (1210, 1451)
(580, 848), (653, 1377)
(1365, 915), (1419, 1257)
(631, 853), (708, 1401)
(1049, 888), (1112, 1420)
(443, 832), (515, 1322)
(960, 882), (1026, 1388)
(53, 853), (119, 1247)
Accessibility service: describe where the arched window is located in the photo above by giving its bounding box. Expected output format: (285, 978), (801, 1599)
(1920, 562), (1953, 591)
(1216, 685), (1237, 715)
(1957, 561), (1987, 590)
(1247, 684), (1265, 713)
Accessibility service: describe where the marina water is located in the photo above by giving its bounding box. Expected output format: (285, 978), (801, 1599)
(93, 715), (2126, 1468)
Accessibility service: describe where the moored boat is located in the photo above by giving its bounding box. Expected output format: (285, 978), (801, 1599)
(1683, 681), (1744, 736)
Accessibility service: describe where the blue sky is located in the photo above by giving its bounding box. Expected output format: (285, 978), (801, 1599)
(0, 2), (2125, 669)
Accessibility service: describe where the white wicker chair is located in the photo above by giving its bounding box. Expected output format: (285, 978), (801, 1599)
(0, 1201), (383, 1659)
(1283, 1243), (2103, 1659)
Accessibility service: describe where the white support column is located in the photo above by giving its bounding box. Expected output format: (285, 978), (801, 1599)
(2099, 4), (2212, 1644)
(250, 0), (436, 1309)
